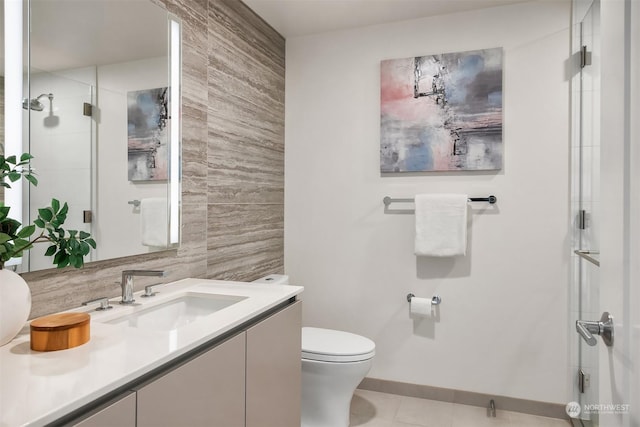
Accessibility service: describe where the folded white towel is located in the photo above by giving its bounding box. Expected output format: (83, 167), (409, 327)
(140, 197), (168, 247)
(414, 194), (468, 257)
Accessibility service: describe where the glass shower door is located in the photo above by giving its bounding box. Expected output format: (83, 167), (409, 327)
(25, 67), (95, 271)
(570, 1), (601, 425)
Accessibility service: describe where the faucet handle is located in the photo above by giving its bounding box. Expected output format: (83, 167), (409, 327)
(82, 297), (113, 311)
(141, 284), (161, 298)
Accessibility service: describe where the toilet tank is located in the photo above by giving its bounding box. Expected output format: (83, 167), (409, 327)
(251, 274), (290, 285)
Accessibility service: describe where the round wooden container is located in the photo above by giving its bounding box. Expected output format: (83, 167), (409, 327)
(30, 313), (90, 352)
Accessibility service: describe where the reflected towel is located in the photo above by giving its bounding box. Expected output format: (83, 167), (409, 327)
(414, 194), (468, 257)
(140, 198), (168, 247)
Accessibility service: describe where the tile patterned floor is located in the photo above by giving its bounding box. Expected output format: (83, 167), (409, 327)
(350, 390), (572, 427)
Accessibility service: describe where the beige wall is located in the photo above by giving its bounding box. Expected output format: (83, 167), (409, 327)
(23, 0), (285, 318)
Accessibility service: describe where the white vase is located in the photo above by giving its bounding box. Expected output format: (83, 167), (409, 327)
(0, 269), (32, 346)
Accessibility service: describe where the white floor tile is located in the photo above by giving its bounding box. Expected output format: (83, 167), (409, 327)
(392, 421), (426, 427)
(395, 395), (453, 427)
(451, 403), (511, 427)
(507, 410), (572, 427)
(351, 389), (403, 422)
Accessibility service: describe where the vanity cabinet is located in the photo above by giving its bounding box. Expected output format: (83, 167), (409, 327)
(246, 300), (301, 427)
(67, 300), (301, 427)
(137, 332), (246, 427)
(72, 392), (136, 427)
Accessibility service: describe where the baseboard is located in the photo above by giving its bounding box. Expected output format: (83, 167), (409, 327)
(358, 377), (569, 420)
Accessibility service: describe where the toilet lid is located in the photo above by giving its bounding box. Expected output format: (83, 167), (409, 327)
(302, 327), (375, 362)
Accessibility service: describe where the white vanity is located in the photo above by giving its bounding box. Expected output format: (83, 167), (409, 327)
(0, 279), (303, 427)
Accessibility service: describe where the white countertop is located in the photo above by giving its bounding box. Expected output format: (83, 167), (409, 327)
(0, 278), (303, 427)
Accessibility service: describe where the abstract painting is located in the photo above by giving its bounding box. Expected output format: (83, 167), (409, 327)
(127, 87), (169, 181)
(380, 48), (503, 172)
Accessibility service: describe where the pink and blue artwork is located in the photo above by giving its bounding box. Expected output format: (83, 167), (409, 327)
(380, 48), (503, 172)
(127, 87), (169, 181)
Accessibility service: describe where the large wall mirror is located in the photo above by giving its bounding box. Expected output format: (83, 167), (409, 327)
(1, 0), (181, 272)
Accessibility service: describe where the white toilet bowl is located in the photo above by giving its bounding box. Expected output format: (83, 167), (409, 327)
(251, 275), (376, 427)
(301, 327), (375, 427)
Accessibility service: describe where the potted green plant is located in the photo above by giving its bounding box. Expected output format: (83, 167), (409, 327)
(0, 150), (96, 346)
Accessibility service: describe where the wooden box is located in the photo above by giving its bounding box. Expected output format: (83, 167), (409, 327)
(30, 313), (90, 351)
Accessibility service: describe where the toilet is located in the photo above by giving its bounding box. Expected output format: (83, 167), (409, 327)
(252, 275), (376, 427)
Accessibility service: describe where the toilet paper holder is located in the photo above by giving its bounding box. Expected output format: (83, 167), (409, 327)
(407, 293), (442, 305)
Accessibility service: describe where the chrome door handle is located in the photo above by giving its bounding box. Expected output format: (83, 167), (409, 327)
(576, 312), (614, 347)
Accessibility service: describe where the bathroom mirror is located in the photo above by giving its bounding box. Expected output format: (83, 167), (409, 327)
(1, 0), (181, 272)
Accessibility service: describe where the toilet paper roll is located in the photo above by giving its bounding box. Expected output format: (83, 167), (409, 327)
(410, 297), (433, 317)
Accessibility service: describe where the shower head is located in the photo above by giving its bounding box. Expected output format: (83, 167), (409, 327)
(23, 98), (44, 111)
(22, 93), (54, 111)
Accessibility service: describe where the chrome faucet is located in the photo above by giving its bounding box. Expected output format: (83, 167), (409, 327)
(120, 270), (167, 304)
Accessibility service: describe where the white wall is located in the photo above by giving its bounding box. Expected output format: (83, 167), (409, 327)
(285, 1), (571, 404)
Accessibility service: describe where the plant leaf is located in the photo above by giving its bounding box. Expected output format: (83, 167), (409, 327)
(57, 255), (70, 268)
(80, 241), (90, 255)
(25, 174), (38, 186)
(38, 208), (53, 222)
(3, 218), (21, 235)
(51, 198), (60, 213)
(53, 250), (66, 265)
(0, 233), (11, 244)
(44, 245), (57, 256)
(17, 225), (36, 238)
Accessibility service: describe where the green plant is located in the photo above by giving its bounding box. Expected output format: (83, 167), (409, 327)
(0, 152), (96, 269)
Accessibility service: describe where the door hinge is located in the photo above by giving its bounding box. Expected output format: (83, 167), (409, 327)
(83, 210), (93, 223)
(579, 368), (590, 393)
(83, 102), (93, 117)
(580, 45), (592, 68)
(578, 210), (587, 229)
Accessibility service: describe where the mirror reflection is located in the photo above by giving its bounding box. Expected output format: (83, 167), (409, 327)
(1, 0), (180, 272)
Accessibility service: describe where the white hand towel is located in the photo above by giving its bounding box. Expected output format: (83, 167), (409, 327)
(414, 194), (468, 257)
(140, 197), (168, 247)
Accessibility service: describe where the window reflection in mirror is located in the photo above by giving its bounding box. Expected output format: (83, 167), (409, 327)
(3, 0), (181, 272)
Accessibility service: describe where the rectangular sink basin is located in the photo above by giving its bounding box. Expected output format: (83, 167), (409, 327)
(105, 293), (246, 331)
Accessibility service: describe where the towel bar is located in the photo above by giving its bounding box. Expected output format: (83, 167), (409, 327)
(384, 195), (497, 207)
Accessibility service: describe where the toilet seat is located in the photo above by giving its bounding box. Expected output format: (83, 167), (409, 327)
(302, 327), (375, 363)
